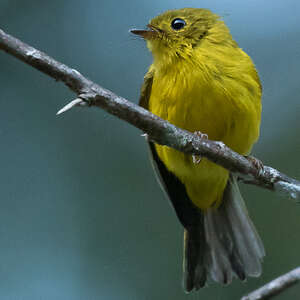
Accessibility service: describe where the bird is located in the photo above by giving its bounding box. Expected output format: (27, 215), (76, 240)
(131, 8), (264, 292)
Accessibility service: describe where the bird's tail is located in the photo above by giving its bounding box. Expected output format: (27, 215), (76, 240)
(183, 175), (265, 292)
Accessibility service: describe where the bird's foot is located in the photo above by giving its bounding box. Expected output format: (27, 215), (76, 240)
(192, 131), (208, 164)
(246, 155), (264, 176)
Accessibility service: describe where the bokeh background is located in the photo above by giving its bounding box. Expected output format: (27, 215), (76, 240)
(0, 0), (299, 299)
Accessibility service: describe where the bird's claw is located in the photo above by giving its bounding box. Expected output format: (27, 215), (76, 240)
(246, 155), (264, 176)
(192, 131), (208, 164)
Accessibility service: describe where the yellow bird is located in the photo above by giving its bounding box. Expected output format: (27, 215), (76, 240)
(131, 8), (264, 292)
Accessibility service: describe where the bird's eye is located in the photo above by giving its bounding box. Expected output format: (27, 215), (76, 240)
(171, 18), (186, 30)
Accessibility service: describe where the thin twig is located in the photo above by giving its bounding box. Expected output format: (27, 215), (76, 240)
(242, 267), (300, 300)
(0, 28), (299, 200)
(56, 98), (86, 115)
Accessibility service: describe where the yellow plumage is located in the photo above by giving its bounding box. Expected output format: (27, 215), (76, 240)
(132, 8), (264, 291)
(147, 9), (261, 209)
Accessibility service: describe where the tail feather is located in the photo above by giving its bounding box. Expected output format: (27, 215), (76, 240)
(183, 175), (265, 292)
(222, 175), (265, 276)
(183, 222), (206, 292)
(204, 207), (235, 284)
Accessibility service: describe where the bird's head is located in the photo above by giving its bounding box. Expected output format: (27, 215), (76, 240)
(131, 8), (231, 66)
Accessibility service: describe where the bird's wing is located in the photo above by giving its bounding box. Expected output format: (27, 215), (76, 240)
(139, 68), (200, 229)
(139, 68), (206, 290)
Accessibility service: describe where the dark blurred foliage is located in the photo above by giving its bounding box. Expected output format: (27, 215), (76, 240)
(0, 0), (299, 299)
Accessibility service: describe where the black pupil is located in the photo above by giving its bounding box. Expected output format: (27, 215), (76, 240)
(171, 18), (186, 30)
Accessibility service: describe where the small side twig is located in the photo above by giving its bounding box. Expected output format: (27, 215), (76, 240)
(242, 267), (300, 300)
(56, 98), (86, 115)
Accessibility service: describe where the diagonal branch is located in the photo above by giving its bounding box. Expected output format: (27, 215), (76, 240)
(241, 267), (300, 300)
(0, 28), (299, 200)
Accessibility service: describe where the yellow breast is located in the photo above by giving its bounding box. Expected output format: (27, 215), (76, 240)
(148, 49), (261, 209)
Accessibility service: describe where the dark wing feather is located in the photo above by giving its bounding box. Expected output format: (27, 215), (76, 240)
(139, 68), (154, 109)
(138, 69), (206, 291)
(138, 69), (201, 229)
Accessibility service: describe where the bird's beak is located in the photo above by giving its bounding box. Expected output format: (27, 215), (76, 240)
(130, 24), (160, 39)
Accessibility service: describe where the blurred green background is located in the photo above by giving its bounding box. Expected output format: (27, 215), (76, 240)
(0, 0), (299, 299)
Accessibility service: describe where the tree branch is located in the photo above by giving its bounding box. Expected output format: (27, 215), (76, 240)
(242, 267), (300, 300)
(0, 28), (299, 200)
